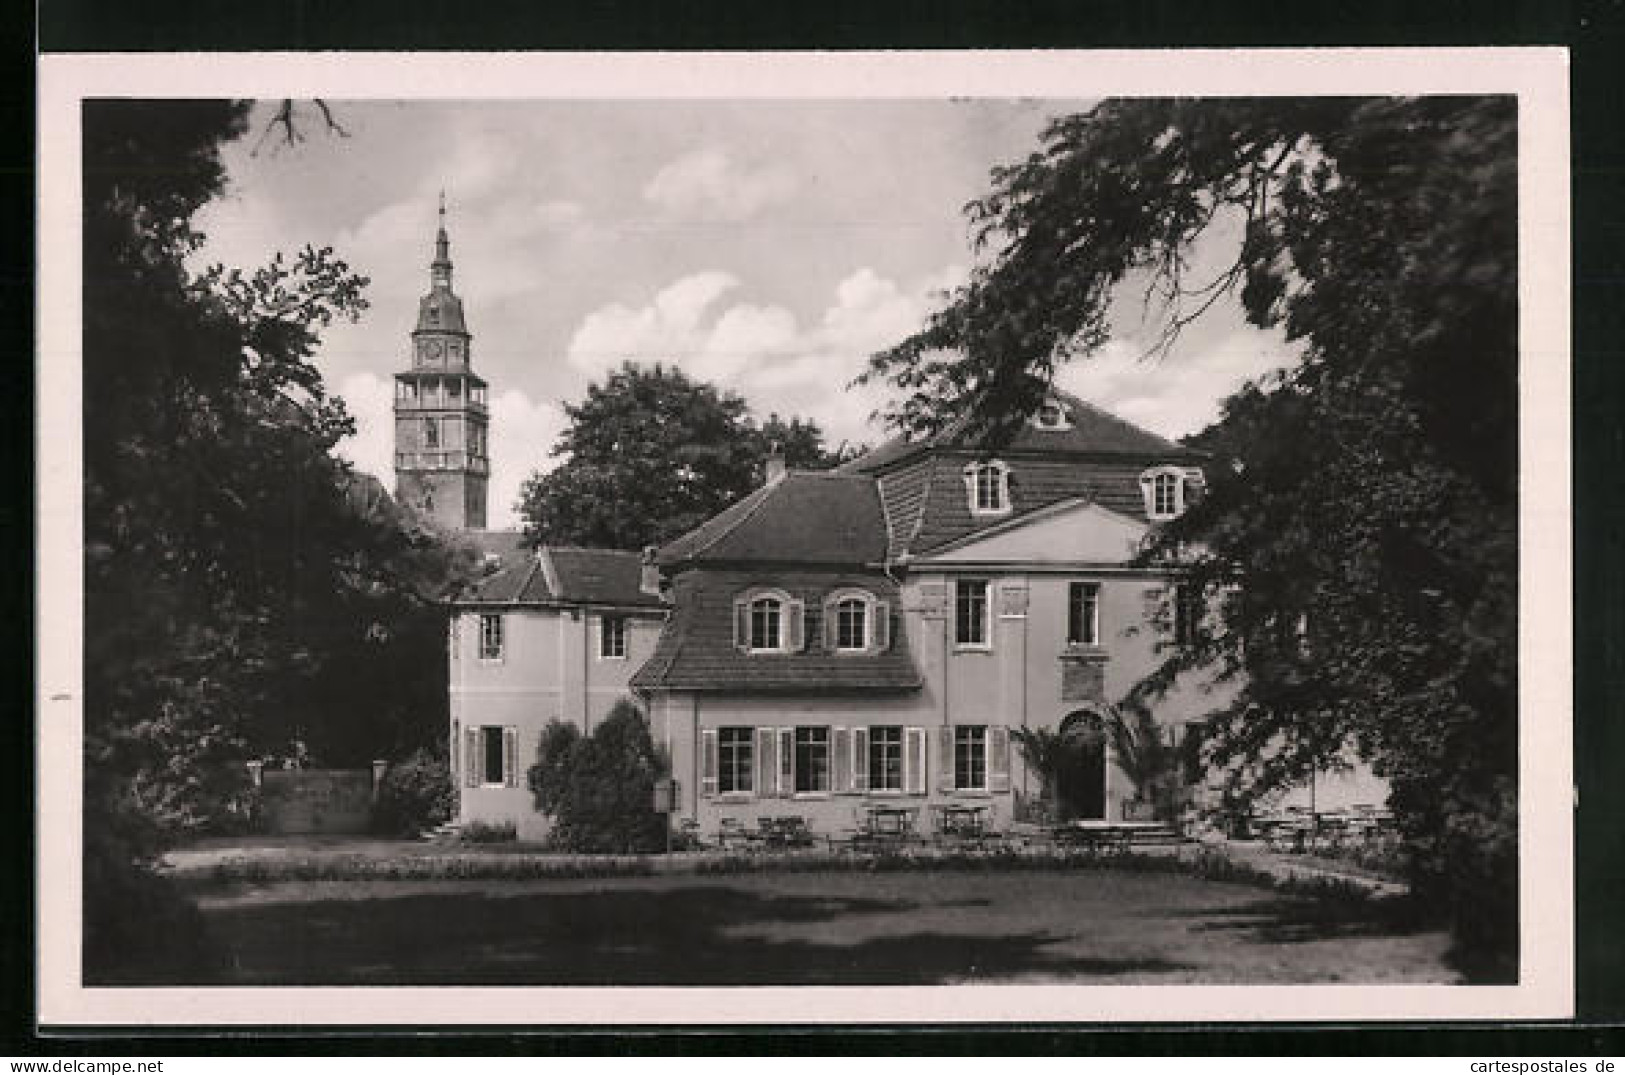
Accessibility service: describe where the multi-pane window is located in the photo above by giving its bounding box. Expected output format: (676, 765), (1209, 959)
(480, 726), (505, 785)
(1035, 400), (1067, 429)
(423, 418), (440, 449)
(1067, 581), (1100, 646)
(600, 615), (627, 658)
(1152, 472), (1181, 517)
(868, 726), (904, 792)
(954, 725), (988, 790)
(749, 596), (783, 651)
(968, 462), (1008, 513)
(478, 613), (504, 660)
(955, 578), (990, 647)
(794, 726), (830, 793)
(719, 727), (753, 794)
(834, 597), (868, 651)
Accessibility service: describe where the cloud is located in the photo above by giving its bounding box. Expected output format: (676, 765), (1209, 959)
(1055, 327), (1299, 439)
(333, 372), (563, 532)
(488, 388), (567, 530)
(563, 264), (967, 451)
(643, 149), (799, 222)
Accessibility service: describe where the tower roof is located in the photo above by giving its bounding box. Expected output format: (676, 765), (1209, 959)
(415, 192), (469, 335)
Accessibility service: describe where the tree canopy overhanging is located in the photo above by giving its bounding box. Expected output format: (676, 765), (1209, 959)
(865, 96), (1519, 975)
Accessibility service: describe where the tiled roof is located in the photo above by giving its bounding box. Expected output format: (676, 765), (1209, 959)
(545, 547), (664, 608)
(461, 555), (550, 604)
(456, 546), (663, 608)
(844, 390), (1204, 474)
(630, 568), (921, 692)
(656, 471), (887, 568)
(905, 456), (1172, 555)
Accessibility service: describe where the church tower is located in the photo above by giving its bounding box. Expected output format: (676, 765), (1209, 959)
(394, 194), (489, 530)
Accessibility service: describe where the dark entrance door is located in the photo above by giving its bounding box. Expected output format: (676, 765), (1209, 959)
(1055, 736), (1106, 821)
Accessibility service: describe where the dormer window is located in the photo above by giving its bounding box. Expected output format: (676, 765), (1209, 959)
(733, 588), (804, 654)
(821, 589), (892, 654)
(1033, 398), (1072, 430)
(1139, 465), (1190, 521)
(964, 460), (1012, 516)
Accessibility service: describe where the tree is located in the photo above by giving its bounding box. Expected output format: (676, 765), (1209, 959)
(863, 97), (1518, 976)
(517, 363), (841, 550)
(526, 700), (668, 854)
(82, 97), (480, 972)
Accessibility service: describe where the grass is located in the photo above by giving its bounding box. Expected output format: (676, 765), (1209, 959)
(166, 867), (1453, 986)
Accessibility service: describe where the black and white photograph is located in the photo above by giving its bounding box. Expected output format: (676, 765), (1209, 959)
(36, 50), (1572, 1025)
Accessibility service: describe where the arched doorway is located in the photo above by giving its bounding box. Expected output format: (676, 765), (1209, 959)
(1055, 709), (1109, 821)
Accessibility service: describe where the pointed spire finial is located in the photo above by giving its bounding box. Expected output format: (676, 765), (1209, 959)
(430, 190), (453, 285)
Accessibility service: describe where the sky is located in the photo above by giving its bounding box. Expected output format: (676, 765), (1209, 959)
(193, 99), (1297, 529)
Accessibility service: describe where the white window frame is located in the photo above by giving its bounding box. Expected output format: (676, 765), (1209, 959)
(963, 460), (1012, 517)
(748, 592), (789, 654)
(718, 726), (754, 796)
(598, 614), (627, 660)
(1067, 580), (1101, 648)
(1031, 398), (1072, 430)
(477, 613), (504, 662)
(867, 725), (905, 793)
(954, 725), (989, 792)
(954, 577), (992, 650)
(1139, 465), (1189, 521)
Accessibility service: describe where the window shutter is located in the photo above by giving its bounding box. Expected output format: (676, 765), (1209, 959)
(734, 597), (749, 652)
(852, 727), (870, 793)
(822, 597), (837, 652)
(988, 726), (1011, 793)
(831, 727), (851, 793)
(787, 599), (806, 652)
(463, 728), (479, 788)
(872, 600), (891, 653)
(502, 727), (518, 788)
(937, 725), (956, 793)
(905, 727), (927, 795)
(778, 728), (795, 795)
(755, 727), (777, 798)
(700, 729), (719, 797)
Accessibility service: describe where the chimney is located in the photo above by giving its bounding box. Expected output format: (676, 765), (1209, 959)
(764, 440), (787, 486)
(640, 545), (663, 597)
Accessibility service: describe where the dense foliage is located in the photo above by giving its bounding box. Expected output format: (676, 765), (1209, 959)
(527, 700), (669, 853)
(518, 362), (843, 550)
(864, 97), (1518, 976)
(372, 747), (456, 837)
(82, 99), (480, 978)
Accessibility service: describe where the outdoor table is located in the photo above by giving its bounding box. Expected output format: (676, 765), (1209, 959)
(1052, 820), (1165, 854)
(859, 804), (918, 841)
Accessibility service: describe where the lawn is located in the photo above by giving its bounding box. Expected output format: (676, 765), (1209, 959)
(175, 868), (1456, 985)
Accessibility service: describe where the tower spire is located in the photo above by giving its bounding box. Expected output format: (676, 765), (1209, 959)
(431, 190), (452, 287)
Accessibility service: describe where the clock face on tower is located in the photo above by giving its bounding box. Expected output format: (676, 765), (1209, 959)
(423, 339), (444, 361)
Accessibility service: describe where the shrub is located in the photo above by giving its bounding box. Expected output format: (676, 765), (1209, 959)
(528, 700), (668, 854)
(458, 819), (517, 844)
(372, 748), (455, 836)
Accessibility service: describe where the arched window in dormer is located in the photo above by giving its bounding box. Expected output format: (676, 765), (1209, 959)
(1139, 465), (1190, 521)
(964, 460), (1012, 516)
(821, 589), (893, 654)
(732, 588), (804, 654)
